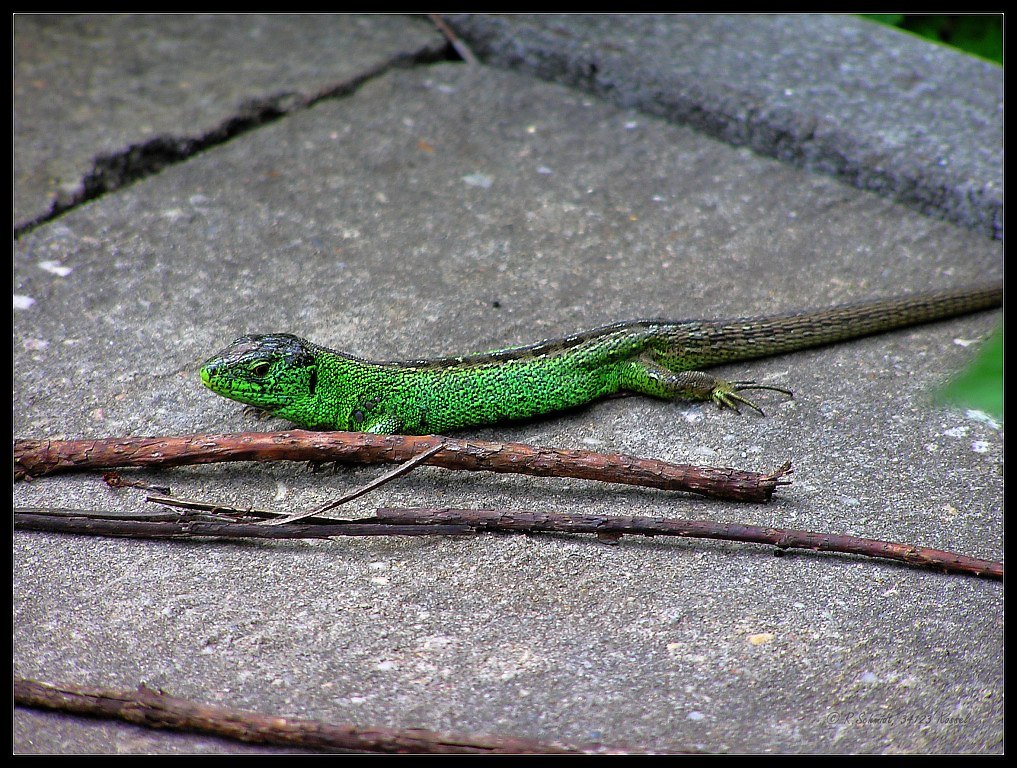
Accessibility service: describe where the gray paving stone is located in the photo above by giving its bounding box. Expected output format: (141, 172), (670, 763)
(14, 13), (445, 230)
(14, 16), (1002, 755)
(443, 14), (1003, 239)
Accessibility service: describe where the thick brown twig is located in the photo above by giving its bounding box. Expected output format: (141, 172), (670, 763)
(13, 676), (602, 754)
(13, 431), (789, 502)
(13, 506), (1002, 580)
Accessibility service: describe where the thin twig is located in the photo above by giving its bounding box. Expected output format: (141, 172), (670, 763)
(13, 431), (788, 502)
(427, 13), (479, 65)
(14, 508), (469, 540)
(144, 494), (276, 520)
(371, 508), (1004, 580)
(265, 442), (446, 526)
(14, 676), (609, 754)
(13, 506), (1002, 580)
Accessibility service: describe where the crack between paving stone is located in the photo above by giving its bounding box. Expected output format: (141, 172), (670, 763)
(14, 43), (457, 240)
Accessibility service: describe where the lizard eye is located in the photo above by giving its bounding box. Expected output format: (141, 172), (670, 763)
(251, 361), (271, 377)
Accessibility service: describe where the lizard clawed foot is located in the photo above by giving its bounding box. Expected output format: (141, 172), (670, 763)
(242, 405), (275, 421)
(711, 380), (794, 416)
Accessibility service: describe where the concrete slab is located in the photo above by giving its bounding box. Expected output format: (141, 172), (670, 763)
(13, 13), (446, 231)
(443, 14), (1003, 239)
(14, 15), (1002, 755)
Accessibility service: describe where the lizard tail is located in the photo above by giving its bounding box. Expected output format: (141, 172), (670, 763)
(654, 283), (1002, 369)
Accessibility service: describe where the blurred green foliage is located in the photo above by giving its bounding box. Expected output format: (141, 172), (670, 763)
(860, 14), (1002, 64)
(863, 14), (1002, 421)
(937, 326), (1003, 421)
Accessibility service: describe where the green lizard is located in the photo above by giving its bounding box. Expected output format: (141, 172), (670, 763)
(200, 283), (1001, 434)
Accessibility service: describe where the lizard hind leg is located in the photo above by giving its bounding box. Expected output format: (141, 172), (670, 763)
(617, 355), (792, 416)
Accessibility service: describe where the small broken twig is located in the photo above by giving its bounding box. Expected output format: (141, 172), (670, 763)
(102, 471), (170, 495)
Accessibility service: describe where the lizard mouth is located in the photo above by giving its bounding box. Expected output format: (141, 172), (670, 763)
(199, 362), (234, 393)
(199, 361), (297, 412)
(199, 363), (259, 401)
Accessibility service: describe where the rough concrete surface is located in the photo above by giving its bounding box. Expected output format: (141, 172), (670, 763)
(14, 14), (1002, 754)
(13, 14), (447, 231)
(444, 14), (1003, 240)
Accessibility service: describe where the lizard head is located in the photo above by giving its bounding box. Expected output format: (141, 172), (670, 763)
(200, 333), (319, 418)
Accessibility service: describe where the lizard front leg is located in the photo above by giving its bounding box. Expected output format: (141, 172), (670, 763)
(364, 415), (405, 434)
(344, 393), (408, 434)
